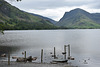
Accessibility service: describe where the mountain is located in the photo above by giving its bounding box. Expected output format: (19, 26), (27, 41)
(30, 13), (57, 24)
(56, 8), (100, 29)
(90, 13), (100, 24)
(0, 0), (56, 30)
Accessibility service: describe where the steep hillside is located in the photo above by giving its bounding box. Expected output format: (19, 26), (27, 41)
(30, 13), (57, 24)
(56, 8), (100, 29)
(0, 0), (56, 30)
(91, 13), (100, 24)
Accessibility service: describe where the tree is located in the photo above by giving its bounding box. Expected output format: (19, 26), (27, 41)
(0, 0), (21, 34)
(8, 0), (21, 1)
(16, 0), (21, 1)
(0, 23), (4, 34)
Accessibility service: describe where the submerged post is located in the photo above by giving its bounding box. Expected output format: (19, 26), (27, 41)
(64, 45), (66, 60)
(8, 52), (10, 65)
(68, 44), (70, 57)
(54, 47), (56, 59)
(25, 51), (26, 63)
(41, 49), (43, 63)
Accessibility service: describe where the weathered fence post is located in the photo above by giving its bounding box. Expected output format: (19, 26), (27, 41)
(64, 45), (66, 60)
(54, 47), (56, 59)
(41, 49), (43, 63)
(68, 44), (70, 57)
(8, 52), (10, 65)
(25, 51), (26, 63)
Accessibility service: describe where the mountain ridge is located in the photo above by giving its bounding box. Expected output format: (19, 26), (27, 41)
(56, 8), (100, 29)
(0, 0), (57, 30)
(30, 13), (57, 24)
(1, 0), (100, 29)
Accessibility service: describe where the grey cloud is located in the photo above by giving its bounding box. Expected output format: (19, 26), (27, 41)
(10, 0), (100, 10)
(88, 2), (100, 9)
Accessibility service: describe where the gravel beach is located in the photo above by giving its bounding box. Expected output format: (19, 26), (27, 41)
(0, 61), (76, 67)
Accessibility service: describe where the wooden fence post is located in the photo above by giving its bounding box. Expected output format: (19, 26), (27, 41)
(68, 44), (70, 57)
(8, 52), (10, 65)
(54, 47), (56, 59)
(64, 45), (66, 60)
(41, 49), (43, 63)
(25, 51), (26, 63)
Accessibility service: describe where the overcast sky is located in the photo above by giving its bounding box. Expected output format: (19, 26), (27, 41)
(6, 0), (100, 21)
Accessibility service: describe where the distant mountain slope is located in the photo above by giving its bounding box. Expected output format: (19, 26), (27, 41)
(90, 13), (100, 24)
(56, 8), (100, 29)
(0, 0), (56, 30)
(30, 13), (57, 24)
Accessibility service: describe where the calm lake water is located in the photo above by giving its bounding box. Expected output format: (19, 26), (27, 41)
(0, 29), (100, 67)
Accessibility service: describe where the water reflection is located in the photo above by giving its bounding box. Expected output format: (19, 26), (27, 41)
(0, 30), (100, 67)
(0, 45), (20, 60)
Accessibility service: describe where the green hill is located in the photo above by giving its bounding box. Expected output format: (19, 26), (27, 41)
(0, 0), (56, 30)
(56, 8), (100, 29)
(30, 13), (57, 24)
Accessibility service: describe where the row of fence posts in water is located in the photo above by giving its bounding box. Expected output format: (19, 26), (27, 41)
(7, 44), (71, 65)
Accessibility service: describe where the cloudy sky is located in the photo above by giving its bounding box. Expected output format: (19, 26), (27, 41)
(6, 0), (100, 21)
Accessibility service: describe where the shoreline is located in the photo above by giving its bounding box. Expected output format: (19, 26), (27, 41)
(0, 61), (77, 67)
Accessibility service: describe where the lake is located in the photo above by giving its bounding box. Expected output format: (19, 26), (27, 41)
(0, 29), (100, 67)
